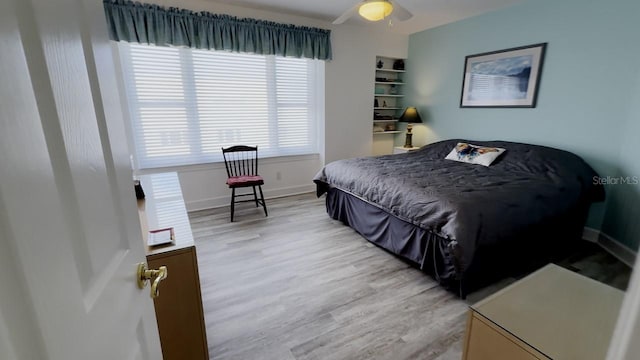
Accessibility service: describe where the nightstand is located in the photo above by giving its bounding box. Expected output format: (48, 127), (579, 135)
(393, 146), (420, 154)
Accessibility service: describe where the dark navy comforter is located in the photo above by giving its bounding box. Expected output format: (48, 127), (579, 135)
(314, 139), (604, 277)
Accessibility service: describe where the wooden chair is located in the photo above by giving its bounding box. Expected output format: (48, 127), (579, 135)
(221, 145), (268, 222)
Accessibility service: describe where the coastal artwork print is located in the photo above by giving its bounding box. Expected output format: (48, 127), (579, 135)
(460, 43), (547, 108)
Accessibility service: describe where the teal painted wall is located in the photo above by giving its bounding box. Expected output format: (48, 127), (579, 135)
(404, 0), (640, 249)
(600, 68), (640, 250)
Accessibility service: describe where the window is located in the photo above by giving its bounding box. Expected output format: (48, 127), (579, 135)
(118, 43), (323, 169)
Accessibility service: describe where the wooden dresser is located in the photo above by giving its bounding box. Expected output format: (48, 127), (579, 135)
(463, 264), (624, 360)
(138, 173), (209, 360)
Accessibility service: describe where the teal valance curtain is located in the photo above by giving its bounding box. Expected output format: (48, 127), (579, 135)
(103, 0), (332, 60)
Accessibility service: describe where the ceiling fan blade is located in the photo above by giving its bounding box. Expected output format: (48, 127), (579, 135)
(332, 2), (360, 24)
(391, 0), (413, 21)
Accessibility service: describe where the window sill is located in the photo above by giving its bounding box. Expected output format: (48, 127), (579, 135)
(134, 153), (321, 175)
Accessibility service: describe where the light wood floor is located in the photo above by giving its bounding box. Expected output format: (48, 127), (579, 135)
(189, 193), (631, 360)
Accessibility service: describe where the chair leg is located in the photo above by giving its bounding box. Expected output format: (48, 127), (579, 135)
(258, 185), (268, 217)
(252, 186), (259, 207)
(230, 187), (236, 222)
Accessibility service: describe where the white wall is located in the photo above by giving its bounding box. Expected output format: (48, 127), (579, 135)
(116, 0), (408, 211)
(325, 25), (408, 162)
(169, 154), (323, 210)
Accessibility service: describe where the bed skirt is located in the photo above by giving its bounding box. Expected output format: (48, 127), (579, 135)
(324, 187), (587, 298)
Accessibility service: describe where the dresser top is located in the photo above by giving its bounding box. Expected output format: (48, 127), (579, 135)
(472, 264), (624, 360)
(137, 172), (194, 256)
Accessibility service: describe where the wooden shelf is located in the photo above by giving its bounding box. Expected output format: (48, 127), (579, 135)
(373, 131), (401, 135)
(373, 56), (406, 156)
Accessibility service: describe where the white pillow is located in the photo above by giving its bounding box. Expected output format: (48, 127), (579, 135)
(445, 143), (506, 167)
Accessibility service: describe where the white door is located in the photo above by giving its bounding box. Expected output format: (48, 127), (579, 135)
(0, 0), (162, 359)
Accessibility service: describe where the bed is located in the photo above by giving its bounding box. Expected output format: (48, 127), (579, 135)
(313, 139), (604, 297)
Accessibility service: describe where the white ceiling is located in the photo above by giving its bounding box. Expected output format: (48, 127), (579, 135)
(206, 0), (525, 34)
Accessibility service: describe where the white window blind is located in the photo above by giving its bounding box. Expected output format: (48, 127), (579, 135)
(118, 42), (322, 169)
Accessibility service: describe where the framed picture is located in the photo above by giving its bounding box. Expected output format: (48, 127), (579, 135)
(460, 43), (547, 108)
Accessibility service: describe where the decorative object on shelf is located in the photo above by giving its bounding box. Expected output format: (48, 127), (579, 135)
(373, 125), (385, 133)
(377, 59), (384, 69)
(333, 0), (413, 24)
(374, 99), (379, 107)
(375, 77), (388, 82)
(393, 59), (405, 70)
(461, 43), (547, 108)
(382, 100), (388, 107)
(375, 87), (386, 94)
(398, 106), (422, 148)
(389, 84), (398, 95)
(385, 123), (396, 131)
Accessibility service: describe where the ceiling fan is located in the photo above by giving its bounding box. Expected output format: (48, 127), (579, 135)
(333, 0), (413, 24)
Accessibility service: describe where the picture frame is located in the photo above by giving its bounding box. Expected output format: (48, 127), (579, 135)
(460, 43), (547, 108)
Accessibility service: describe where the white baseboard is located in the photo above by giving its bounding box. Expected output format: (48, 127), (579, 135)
(582, 227), (601, 243)
(186, 184), (315, 212)
(583, 227), (637, 267)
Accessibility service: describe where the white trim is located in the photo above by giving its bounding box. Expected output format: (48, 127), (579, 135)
(134, 153), (321, 176)
(583, 227), (637, 267)
(598, 232), (637, 268)
(582, 227), (601, 243)
(186, 185), (315, 212)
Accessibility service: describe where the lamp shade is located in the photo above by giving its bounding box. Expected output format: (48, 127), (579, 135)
(398, 107), (423, 123)
(358, 0), (393, 22)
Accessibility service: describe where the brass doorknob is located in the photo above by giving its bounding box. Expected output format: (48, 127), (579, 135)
(137, 263), (168, 299)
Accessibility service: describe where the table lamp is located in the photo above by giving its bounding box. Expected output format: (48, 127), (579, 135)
(398, 107), (422, 148)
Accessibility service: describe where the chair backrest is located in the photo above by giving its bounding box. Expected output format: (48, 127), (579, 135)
(221, 145), (259, 178)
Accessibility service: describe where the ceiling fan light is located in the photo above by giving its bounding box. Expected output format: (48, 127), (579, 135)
(358, 1), (393, 22)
